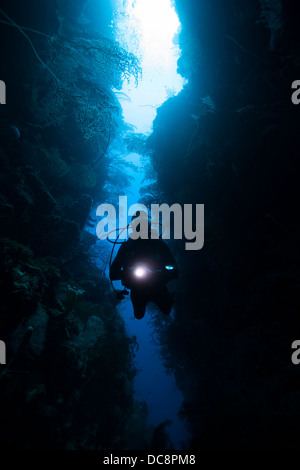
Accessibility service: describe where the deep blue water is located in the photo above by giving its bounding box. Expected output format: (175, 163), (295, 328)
(86, 0), (189, 448)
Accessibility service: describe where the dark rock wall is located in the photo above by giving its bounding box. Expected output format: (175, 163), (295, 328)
(0, 0), (147, 450)
(148, 0), (300, 449)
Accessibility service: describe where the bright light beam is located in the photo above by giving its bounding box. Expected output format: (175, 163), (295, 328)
(114, 0), (186, 134)
(128, 0), (180, 60)
(134, 266), (148, 278)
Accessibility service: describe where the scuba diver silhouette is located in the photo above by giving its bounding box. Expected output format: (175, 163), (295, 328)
(109, 211), (179, 319)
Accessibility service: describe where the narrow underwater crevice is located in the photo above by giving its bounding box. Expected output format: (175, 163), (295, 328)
(1, 0), (299, 452)
(146, 0), (300, 450)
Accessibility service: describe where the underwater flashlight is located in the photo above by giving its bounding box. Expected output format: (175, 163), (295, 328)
(134, 266), (148, 278)
(165, 265), (174, 270)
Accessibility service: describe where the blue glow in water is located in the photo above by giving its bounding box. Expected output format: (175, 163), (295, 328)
(112, 0), (187, 135)
(165, 265), (174, 271)
(83, 0), (189, 448)
(108, 0), (189, 450)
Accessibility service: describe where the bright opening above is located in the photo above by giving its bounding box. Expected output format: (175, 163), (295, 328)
(127, 0), (180, 59)
(112, 0), (187, 134)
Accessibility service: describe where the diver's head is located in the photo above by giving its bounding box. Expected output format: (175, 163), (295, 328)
(130, 210), (159, 239)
